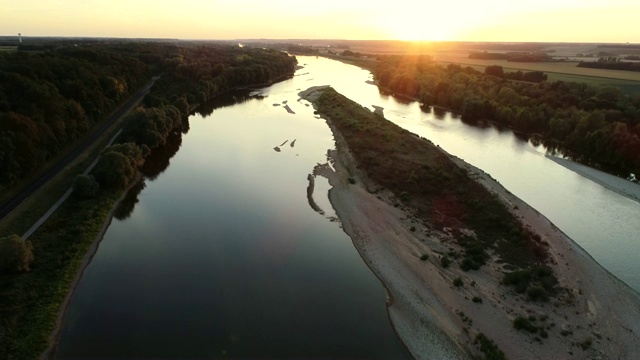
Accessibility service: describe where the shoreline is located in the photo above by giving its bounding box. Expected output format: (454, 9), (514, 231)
(40, 176), (144, 360)
(40, 71), (300, 360)
(302, 86), (640, 359)
(547, 155), (640, 204)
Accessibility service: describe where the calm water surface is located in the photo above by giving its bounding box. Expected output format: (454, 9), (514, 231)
(58, 55), (640, 358)
(56, 72), (410, 357)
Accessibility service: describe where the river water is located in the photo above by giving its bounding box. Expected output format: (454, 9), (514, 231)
(56, 55), (640, 358)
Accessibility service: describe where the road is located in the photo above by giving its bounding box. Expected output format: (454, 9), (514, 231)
(0, 76), (159, 221)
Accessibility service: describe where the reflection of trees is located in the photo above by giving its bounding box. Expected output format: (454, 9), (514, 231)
(141, 132), (183, 180)
(195, 90), (264, 118)
(433, 107), (447, 120)
(114, 179), (146, 221)
(114, 129), (185, 220)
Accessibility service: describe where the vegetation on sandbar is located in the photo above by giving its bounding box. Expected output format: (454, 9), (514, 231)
(313, 86), (557, 294)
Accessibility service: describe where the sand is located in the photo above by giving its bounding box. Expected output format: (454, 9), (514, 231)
(302, 86), (640, 360)
(547, 155), (640, 204)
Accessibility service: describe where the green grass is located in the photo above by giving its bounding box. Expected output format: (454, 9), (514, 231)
(0, 190), (121, 359)
(0, 127), (124, 238)
(0, 46), (18, 52)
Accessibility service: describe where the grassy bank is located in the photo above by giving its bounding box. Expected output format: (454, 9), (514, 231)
(314, 87), (553, 280)
(0, 190), (120, 359)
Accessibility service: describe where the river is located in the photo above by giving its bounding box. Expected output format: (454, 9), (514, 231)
(56, 55), (640, 358)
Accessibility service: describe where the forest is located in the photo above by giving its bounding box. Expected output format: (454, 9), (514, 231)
(374, 55), (640, 174)
(0, 42), (297, 197)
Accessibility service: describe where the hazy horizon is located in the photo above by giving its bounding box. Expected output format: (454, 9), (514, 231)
(2, 0), (639, 43)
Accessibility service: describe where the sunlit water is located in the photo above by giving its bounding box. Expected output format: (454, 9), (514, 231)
(57, 55), (640, 358)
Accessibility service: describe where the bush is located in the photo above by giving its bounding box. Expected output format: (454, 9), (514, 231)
(420, 254), (428, 261)
(475, 333), (506, 360)
(513, 316), (538, 333)
(472, 296), (483, 303)
(73, 174), (100, 199)
(453, 277), (464, 287)
(0, 234), (34, 273)
(441, 255), (451, 268)
(503, 265), (558, 301)
(93, 143), (147, 190)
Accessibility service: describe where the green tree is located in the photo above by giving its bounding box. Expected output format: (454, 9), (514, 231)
(73, 174), (100, 199)
(0, 234), (34, 273)
(93, 151), (137, 190)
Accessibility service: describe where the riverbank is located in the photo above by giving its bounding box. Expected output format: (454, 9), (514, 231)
(547, 155), (640, 204)
(302, 86), (640, 359)
(40, 175), (142, 360)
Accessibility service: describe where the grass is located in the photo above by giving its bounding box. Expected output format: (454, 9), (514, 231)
(0, 190), (121, 359)
(0, 46), (18, 52)
(0, 123), (123, 238)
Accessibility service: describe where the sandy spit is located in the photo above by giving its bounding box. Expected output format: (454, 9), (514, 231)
(302, 87), (640, 360)
(547, 155), (640, 204)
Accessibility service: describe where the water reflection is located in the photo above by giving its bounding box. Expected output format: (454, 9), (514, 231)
(195, 90), (264, 118)
(141, 132), (183, 180)
(113, 180), (146, 221)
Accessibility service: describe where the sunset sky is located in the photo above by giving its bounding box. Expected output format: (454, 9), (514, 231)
(2, 0), (639, 43)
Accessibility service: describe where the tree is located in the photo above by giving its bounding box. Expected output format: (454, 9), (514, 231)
(73, 174), (100, 199)
(485, 65), (504, 78)
(93, 151), (137, 190)
(0, 234), (34, 273)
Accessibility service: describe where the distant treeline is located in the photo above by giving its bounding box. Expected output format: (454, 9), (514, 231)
(484, 65), (548, 83)
(0, 43), (297, 195)
(578, 61), (640, 72)
(375, 55), (640, 173)
(469, 51), (552, 62)
(287, 45), (319, 54)
(598, 44), (640, 49)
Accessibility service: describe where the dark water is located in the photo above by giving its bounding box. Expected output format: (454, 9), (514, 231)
(56, 87), (408, 357)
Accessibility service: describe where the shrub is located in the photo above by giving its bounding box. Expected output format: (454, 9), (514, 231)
(73, 174), (100, 199)
(503, 265), (558, 301)
(420, 254), (428, 261)
(579, 337), (592, 350)
(475, 333), (506, 360)
(441, 255), (451, 268)
(513, 316), (538, 333)
(472, 296), (483, 303)
(453, 277), (464, 287)
(0, 234), (34, 273)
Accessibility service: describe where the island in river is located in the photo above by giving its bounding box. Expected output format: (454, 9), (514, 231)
(301, 86), (640, 359)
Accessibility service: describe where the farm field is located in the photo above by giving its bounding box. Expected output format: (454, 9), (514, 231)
(437, 59), (640, 94)
(434, 52), (640, 82)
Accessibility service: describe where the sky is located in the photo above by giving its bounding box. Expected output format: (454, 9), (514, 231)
(2, 0), (639, 43)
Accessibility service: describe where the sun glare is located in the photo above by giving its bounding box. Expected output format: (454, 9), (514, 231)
(380, 8), (477, 42)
